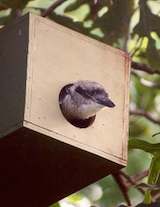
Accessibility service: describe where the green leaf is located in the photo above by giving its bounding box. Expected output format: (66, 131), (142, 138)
(143, 155), (160, 204)
(129, 139), (160, 154)
(67, 193), (83, 202)
(64, 0), (111, 13)
(64, 0), (84, 13)
(0, 0), (35, 9)
(49, 13), (92, 36)
(144, 190), (152, 204)
(148, 155), (160, 185)
(0, 15), (9, 25)
(49, 202), (60, 207)
(129, 117), (148, 137)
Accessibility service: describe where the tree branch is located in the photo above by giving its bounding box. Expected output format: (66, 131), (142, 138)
(152, 191), (160, 201)
(112, 170), (150, 206)
(113, 172), (132, 206)
(130, 109), (160, 125)
(131, 61), (160, 75)
(129, 170), (149, 184)
(120, 171), (145, 194)
(41, 0), (66, 17)
(10, 8), (22, 19)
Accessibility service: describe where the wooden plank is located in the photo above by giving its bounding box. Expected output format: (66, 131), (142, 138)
(0, 15), (29, 137)
(25, 13), (130, 165)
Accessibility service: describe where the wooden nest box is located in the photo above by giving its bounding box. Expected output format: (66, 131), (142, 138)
(0, 13), (130, 207)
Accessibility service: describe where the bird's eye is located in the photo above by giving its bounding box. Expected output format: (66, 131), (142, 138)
(89, 90), (95, 96)
(89, 89), (102, 96)
(75, 86), (91, 99)
(75, 86), (84, 94)
(95, 89), (102, 94)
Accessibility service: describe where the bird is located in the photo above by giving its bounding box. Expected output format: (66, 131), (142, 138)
(59, 80), (115, 128)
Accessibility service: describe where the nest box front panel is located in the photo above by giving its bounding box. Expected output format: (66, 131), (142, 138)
(25, 15), (130, 165)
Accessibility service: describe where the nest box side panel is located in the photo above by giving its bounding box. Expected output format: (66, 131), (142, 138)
(0, 16), (29, 137)
(25, 14), (130, 166)
(0, 127), (121, 207)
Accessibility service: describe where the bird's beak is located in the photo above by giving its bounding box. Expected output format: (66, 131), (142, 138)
(96, 98), (116, 108)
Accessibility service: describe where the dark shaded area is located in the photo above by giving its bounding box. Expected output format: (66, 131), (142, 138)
(136, 202), (160, 207)
(0, 14), (29, 134)
(0, 128), (122, 207)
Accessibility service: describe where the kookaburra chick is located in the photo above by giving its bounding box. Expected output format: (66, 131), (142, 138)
(59, 80), (115, 123)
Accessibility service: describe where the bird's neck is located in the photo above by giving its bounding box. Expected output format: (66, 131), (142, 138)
(77, 103), (103, 119)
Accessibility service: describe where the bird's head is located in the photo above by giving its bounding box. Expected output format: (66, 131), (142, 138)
(70, 80), (115, 108)
(59, 80), (116, 127)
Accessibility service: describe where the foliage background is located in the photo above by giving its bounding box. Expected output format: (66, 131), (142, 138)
(0, 0), (160, 206)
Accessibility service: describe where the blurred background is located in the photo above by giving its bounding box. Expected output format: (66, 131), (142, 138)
(0, 0), (160, 206)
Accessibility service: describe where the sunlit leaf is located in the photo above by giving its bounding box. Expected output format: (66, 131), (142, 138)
(144, 190), (152, 204)
(49, 202), (61, 207)
(129, 117), (148, 137)
(148, 155), (160, 185)
(64, 0), (85, 12)
(129, 139), (160, 154)
(49, 12), (90, 35)
(65, 4), (90, 22)
(0, 0), (35, 9)
(67, 193), (83, 202)
(143, 155), (160, 204)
